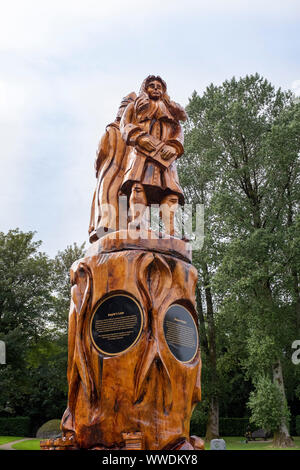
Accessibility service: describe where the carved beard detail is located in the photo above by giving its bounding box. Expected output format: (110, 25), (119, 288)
(135, 93), (175, 123)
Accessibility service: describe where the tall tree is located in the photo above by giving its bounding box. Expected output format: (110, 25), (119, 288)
(0, 229), (52, 338)
(178, 105), (222, 440)
(0, 230), (86, 428)
(181, 74), (300, 446)
(0, 229), (53, 416)
(51, 242), (86, 333)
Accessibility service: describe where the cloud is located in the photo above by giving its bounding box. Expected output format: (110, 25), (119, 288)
(0, 0), (299, 255)
(1, 1), (299, 56)
(291, 80), (300, 96)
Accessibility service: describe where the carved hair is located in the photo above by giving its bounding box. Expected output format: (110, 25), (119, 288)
(137, 75), (187, 122)
(139, 75), (167, 94)
(115, 92), (137, 122)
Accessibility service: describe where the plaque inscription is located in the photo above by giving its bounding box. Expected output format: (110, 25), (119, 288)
(90, 294), (143, 356)
(163, 304), (198, 362)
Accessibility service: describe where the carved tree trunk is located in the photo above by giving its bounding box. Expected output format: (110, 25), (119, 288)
(40, 77), (204, 451)
(55, 234), (202, 450)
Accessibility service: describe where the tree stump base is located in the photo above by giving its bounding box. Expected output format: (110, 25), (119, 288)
(40, 435), (205, 451)
(43, 233), (202, 450)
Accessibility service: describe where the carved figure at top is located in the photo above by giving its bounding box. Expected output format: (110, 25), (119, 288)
(120, 75), (187, 214)
(89, 75), (187, 241)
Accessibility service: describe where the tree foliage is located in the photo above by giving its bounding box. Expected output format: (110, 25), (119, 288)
(248, 375), (290, 433)
(0, 229), (85, 431)
(0, 74), (299, 443)
(180, 74), (300, 444)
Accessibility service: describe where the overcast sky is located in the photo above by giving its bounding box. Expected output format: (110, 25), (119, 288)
(0, 0), (299, 256)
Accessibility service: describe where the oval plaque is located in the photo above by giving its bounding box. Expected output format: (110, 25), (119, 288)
(90, 294), (143, 356)
(163, 304), (198, 363)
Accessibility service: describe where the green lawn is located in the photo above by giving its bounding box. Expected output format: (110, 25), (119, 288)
(1, 436), (299, 450)
(0, 436), (23, 445)
(211, 436), (300, 450)
(12, 439), (41, 450)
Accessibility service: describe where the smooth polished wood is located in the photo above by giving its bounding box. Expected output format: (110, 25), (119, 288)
(89, 92), (137, 242)
(60, 247), (201, 450)
(86, 229), (193, 263)
(41, 76), (203, 451)
(89, 75), (188, 241)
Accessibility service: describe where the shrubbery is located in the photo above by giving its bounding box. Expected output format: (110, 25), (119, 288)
(296, 416), (300, 436)
(36, 419), (61, 439)
(247, 376), (290, 433)
(0, 416), (31, 436)
(190, 413), (300, 438)
(190, 412), (251, 437)
(190, 409), (207, 436)
(219, 418), (250, 436)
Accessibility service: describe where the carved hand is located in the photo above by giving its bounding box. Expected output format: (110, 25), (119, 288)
(137, 135), (157, 152)
(161, 145), (177, 161)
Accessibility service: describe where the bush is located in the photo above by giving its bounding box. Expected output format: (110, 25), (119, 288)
(219, 418), (250, 436)
(36, 419), (61, 439)
(296, 416), (300, 436)
(0, 416), (31, 436)
(190, 409), (207, 436)
(190, 413), (250, 437)
(247, 375), (290, 433)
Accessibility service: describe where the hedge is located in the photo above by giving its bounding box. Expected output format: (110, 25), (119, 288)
(36, 419), (61, 439)
(0, 417), (31, 436)
(190, 411), (206, 436)
(1, 414), (297, 438)
(219, 418), (250, 436)
(296, 416), (300, 436)
(191, 415), (300, 437)
(190, 413), (251, 437)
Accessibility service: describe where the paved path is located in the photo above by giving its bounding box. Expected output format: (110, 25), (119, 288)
(0, 438), (35, 450)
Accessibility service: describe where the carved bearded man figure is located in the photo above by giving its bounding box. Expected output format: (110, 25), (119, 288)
(120, 76), (187, 213)
(47, 75), (203, 452)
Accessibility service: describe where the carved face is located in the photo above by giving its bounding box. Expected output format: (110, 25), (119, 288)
(161, 194), (179, 208)
(146, 80), (164, 101)
(129, 183), (147, 206)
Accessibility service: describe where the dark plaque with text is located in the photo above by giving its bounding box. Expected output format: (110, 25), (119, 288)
(163, 304), (198, 362)
(90, 294), (143, 356)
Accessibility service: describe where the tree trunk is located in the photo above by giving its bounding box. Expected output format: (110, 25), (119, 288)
(292, 270), (300, 334)
(287, 194), (300, 334)
(202, 263), (219, 441)
(205, 397), (219, 441)
(272, 359), (294, 448)
(256, 282), (294, 447)
(196, 284), (209, 356)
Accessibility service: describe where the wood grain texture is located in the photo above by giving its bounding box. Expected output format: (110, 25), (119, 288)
(57, 245), (201, 450)
(89, 75), (188, 243)
(41, 76), (204, 451)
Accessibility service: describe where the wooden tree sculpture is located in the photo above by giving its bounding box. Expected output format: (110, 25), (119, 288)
(41, 76), (203, 451)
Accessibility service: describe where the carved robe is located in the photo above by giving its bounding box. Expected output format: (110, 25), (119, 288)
(120, 97), (185, 205)
(88, 122), (130, 240)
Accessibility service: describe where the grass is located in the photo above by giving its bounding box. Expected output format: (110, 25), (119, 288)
(0, 436), (23, 445)
(211, 436), (300, 450)
(1, 435), (300, 450)
(12, 439), (41, 450)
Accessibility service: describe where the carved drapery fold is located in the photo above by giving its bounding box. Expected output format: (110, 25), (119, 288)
(60, 247), (201, 450)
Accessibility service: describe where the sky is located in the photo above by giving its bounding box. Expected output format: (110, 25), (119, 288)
(0, 0), (299, 256)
